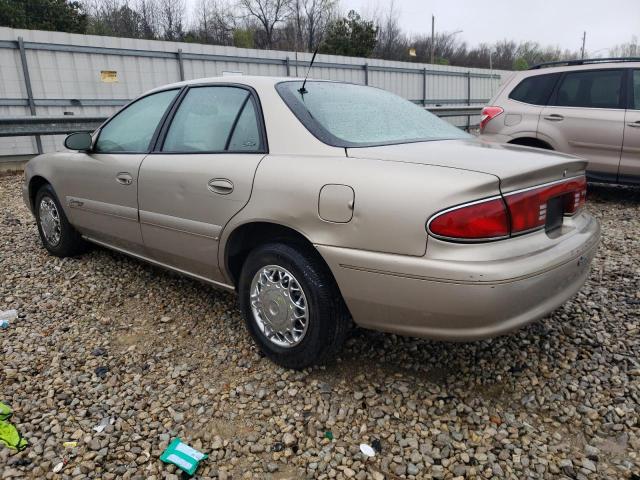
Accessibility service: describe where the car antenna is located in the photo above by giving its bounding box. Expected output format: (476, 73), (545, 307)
(298, 47), (319, 95)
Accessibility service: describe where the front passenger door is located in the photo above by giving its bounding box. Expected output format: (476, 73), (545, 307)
(138, 85), (267, 283)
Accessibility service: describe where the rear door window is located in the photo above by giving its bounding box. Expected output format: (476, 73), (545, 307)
(553, 69), (625, 109)
(508, 73), (560, 105)
(162, 86), (263, 153)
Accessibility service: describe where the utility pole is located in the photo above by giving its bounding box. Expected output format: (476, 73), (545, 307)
(430, 15), (435, 64)
(581, 31), (586, 59)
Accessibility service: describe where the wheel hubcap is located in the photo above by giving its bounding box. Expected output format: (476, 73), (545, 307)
(250, 265), (309, 348)
(39, 197), (61, 246)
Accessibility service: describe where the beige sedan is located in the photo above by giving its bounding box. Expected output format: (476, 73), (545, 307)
(23, 76), (600, 368)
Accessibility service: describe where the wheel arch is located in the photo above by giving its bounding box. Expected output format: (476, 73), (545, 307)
(222, 221), (335, 290)
(508, 137), (554, 150)
(28, 175), (51, 211)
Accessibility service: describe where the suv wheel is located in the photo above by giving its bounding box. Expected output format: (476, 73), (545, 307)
(238, 243), (350, 369)
(35, 184), (87, 257)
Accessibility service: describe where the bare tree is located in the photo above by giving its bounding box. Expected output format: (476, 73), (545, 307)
(137, 0), (159, 39)
(158, 0), (185, 40)
(293, 0), (335, 51)
(374, 0), (406, 60)
(191, 0), (235, 44)
(608, 36), (639, 57)
(239, 0), (291, 48)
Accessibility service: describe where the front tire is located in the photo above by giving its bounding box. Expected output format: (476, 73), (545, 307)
(35, 184), (87, 257)
(238, 243), (350, 369)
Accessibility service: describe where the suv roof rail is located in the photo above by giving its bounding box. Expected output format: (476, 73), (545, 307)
(529, 57), (640, 70)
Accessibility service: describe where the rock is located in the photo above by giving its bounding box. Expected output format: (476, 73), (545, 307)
(283, 433), (296, 447)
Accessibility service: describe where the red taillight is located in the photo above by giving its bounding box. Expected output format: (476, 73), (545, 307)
(428, 197), (510, 240)
(480, 106), (504, 132)
(504, 176), (587, 234)
(428, 176), (587, 241)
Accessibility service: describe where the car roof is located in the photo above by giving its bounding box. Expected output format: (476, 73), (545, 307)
(520, 61), (640, 76)
(148, 75), (326, 94)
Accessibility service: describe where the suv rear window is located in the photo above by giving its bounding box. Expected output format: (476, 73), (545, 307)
(276, 81), (469, 148)
(553, 69), (624, 109)
(508, 73), (559, 105)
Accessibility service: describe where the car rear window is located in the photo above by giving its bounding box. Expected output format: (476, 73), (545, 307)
(508, 73), (560, 105)
(276, 81), (469, 148)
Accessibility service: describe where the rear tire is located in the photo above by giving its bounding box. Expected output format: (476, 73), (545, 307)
(35, 184), (87, 257)
(238, 242), (350, 369)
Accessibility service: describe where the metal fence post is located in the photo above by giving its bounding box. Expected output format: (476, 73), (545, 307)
(285, 57), (290, 76)
(363, 63), (369, 85)
(176, 49), (185, 81)
(422, 68), (427, 106)
(17, 37), (42, 154)
(466, 71), (472, 130)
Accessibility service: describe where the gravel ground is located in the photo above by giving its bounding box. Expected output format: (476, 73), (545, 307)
(1, 172), (639, 480)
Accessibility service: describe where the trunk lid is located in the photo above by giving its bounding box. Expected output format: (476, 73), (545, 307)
(346, 138), (587, 193)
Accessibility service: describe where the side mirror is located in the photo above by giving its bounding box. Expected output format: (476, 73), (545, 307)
(64, 132), (92, 151)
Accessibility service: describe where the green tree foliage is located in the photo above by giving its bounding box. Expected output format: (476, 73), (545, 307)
(233, 28), (254, 48)
(320, 10), (377, 57)
(513, 57), (529, 70)
(0, 0), (87, 33)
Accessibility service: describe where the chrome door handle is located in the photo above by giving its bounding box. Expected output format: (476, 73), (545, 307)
(116, 172), (133, 185)
(544, 114), (564, 121)
(627, 122), (640, 128)
(207, 178), (234, 195)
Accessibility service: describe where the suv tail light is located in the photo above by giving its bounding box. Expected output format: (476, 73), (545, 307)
(427, 176), (587, 242)
(480, 106), (504, 132)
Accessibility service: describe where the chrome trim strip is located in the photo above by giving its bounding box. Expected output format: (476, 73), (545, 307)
(502, 175), (584, 196)
(66, 196), (138, 222)
(139, 210), (222, 240)
(82, 235), (235, 291)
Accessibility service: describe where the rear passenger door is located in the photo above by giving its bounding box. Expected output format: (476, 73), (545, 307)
(619, 69), (640, 183)
(538, 69), (626, 181)
(137, 85), (267, 283)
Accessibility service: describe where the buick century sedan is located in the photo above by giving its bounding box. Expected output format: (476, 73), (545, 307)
(23, 76), (600, 368)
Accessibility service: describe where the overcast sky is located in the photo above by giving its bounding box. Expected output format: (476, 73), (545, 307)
(340, 0), (640, 53)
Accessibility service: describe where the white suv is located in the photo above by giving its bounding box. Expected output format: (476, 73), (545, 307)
(479, 59), (640, 185)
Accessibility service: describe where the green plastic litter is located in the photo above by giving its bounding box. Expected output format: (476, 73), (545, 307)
(0, 402), (28, 452)
(160, 438), (207, 476)
(324, 431), (333, 440)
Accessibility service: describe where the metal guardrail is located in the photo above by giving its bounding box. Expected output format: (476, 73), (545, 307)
(0, 106), (482, 138)
(0, 116), (106, 137)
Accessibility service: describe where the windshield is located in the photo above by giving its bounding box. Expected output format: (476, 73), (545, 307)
(276, 81), (470, 148)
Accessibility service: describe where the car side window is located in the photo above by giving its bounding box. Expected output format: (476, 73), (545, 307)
(162, 86), (262, 153)
(508, 73), (560, 105)
(633, 70), (640, 109)
(95, 89), (178, 153)
(553, 69), (624, 109)
(227, 99), (261, 151)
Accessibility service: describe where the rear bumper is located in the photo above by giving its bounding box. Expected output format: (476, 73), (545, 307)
(317, 213), (600, 340)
